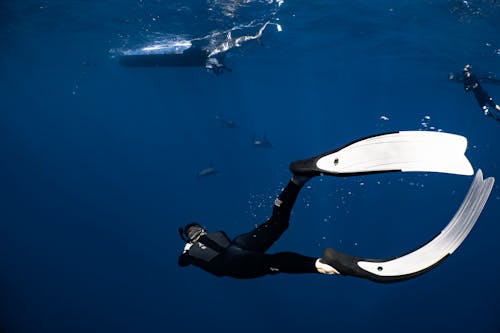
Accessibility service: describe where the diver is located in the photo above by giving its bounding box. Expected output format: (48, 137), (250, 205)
(178, 173), (330, 278)
(462, 64), (500, 121)
(178, 131), (494, 282)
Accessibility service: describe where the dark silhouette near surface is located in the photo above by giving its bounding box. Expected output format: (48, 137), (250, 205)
(118, 44), (232, 75)
(119, 46), (210, 67)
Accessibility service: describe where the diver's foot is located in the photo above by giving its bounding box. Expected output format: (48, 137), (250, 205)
(289, 158), (321, 178)
(317, 248), (342, 274)
(291, 174), (312, 186)
(315, 252), (340, 275)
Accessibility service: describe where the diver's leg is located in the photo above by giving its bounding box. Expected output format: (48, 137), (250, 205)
(264, 252), (319, 274)
(262, 251), (340, 275)
(483, 101), (500, 121)
(224, 251), (319, 278)
(495, 105), (500, 121)
(232, 176), (310, 252)
(488, 99), (500, 118)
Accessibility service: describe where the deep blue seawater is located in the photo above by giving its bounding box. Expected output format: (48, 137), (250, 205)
(1, 1), (500, 332)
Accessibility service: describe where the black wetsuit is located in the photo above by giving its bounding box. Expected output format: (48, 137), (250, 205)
(463, 71), (500, 121)
(178, 181), (317, 279)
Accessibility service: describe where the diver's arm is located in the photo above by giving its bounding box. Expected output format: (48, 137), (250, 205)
(178, 243), (192, 267)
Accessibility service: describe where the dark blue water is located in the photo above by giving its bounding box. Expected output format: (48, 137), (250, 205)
(1, 1), (500, 332)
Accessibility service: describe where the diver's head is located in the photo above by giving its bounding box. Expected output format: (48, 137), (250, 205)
(183, 223), (206, 242)
(463, 64), (472, 72)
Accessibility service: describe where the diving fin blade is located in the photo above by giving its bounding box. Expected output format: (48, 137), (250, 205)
(323, 169), (494, 283)
(291, 131), (473, 177)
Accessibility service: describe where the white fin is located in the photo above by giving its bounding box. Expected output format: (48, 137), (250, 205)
(358, 169), (494, 277)
(316, 131), (473, 176)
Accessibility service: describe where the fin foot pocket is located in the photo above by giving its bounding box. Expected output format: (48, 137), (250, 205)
(290, 158), (322, 177)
